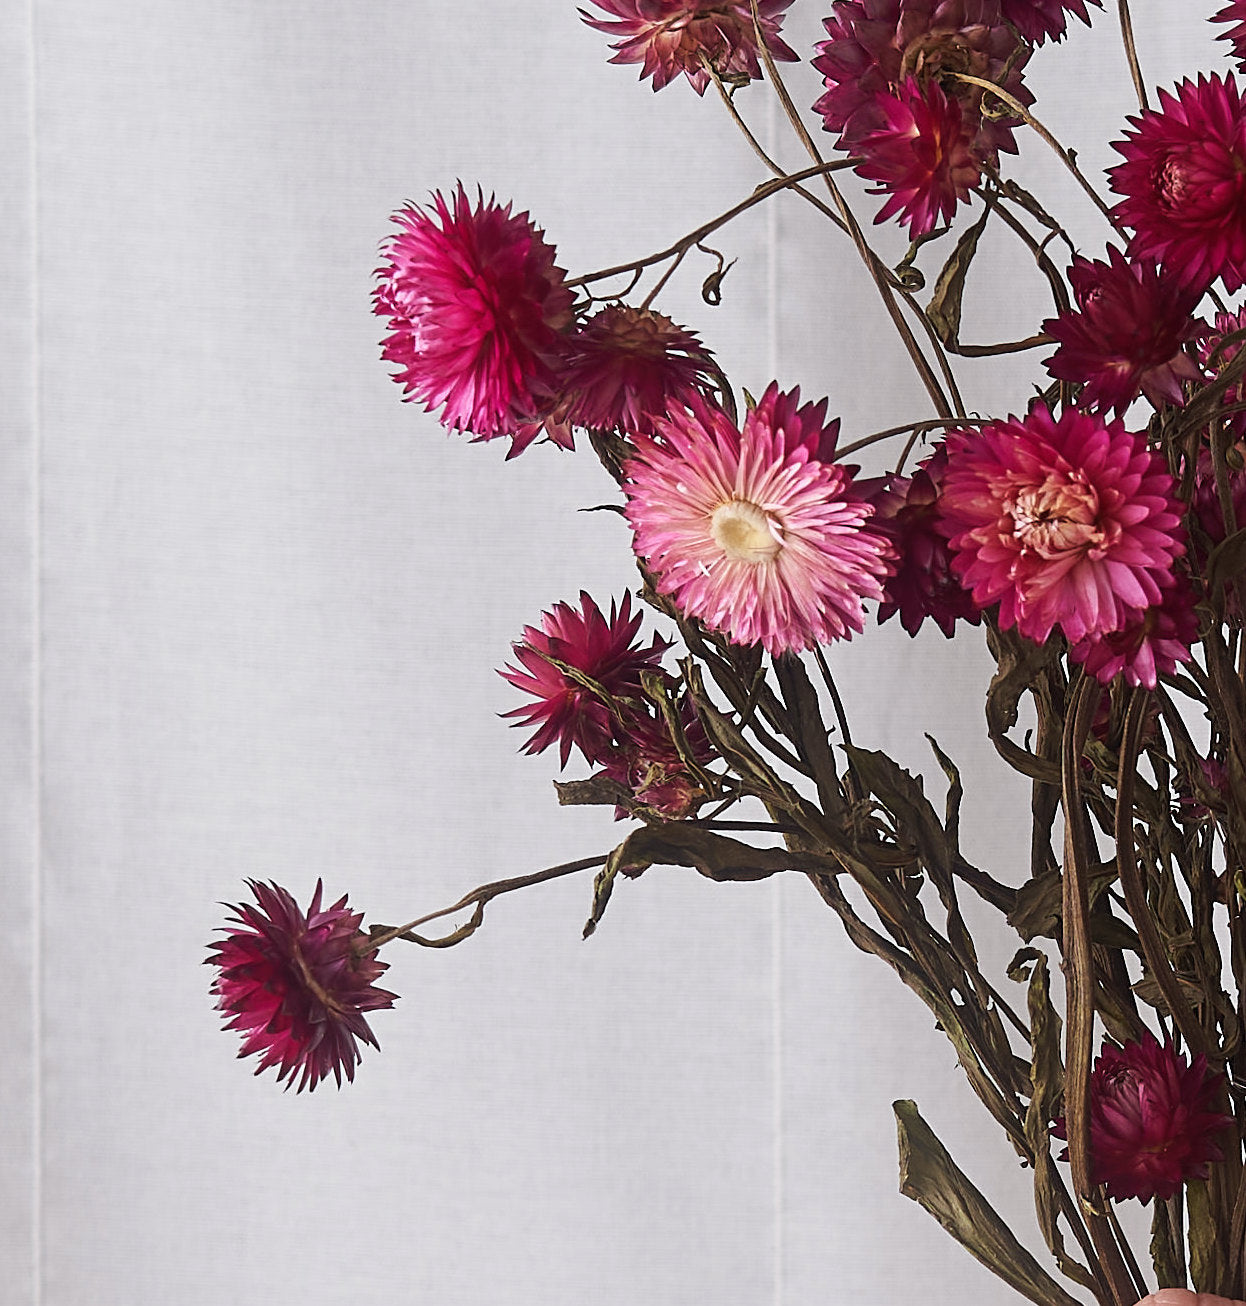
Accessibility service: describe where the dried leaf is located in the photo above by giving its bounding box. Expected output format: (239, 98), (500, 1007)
(925, 202), (991, 347)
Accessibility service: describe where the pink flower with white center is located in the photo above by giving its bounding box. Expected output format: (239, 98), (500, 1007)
(1108, 74), (1246, 294)
(559, 305), (718, 436)
(623, 384), (894, 656)
(854, 77), (981, 237)
(1041, 247), (1203, 414)
(939, 404), (1185, 645)
(1000, 0), (1100, 45)
(208, 880), (397, 1093)
(499, 592), (670, 767)
(580, 0), (797, 95)
(1069, 577), (1197, 689)
(1213, 2), (1246, 72)
(374, 186), (574, 447)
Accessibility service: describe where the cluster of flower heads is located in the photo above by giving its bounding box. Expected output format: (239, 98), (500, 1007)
(500, 591), (714, 818)
(374, 186), (719, 456)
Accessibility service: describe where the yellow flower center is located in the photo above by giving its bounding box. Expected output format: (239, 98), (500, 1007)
(710, 499), (782, 564)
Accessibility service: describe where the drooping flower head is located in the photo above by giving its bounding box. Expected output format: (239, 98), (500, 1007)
(208, 880), (397, 1093)
(624, 384), (894, 656)
(500, 592), (671, 767)
(1056, 1033), (1233, 1203)
(1068, 576), (1198, 689)
(854, 77), (981, 236)
(580, 0), (797, 94)
(1196, 308), (1246, 442)
(1109, 73), (1246, 294)
(1042, 247), (1203, 414)
(597, 703), (715, 819)
(939, 404), (1185, 645)
(813, 0), (1033, 163)
(999, 0), (1100, 45)
(374, 186), (574, 447)
(1212, 2), (1246, 72)
(559, 306), (718, 436)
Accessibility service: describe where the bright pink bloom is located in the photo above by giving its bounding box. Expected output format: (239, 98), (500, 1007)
(855, 78), (981, 236)
(1109, 74), (1246, 294)
(999, 0), (1100, 45)
(560, 306), (717, 436)
(939, 404), (1185, 645)
(1213, 3), (1246, 71)
(208, 880), (397, 1093)
(1042, 247), (1203, 414)
(1069, 577), (1197, 688)
(374, 186), (574, 447)
(580, 0), (797, 94)
(500, 592), (670, 767)
(1057, 1033), (1233, 1203)
(624, 384), (893, 656)
(813, 1), (1033, 163)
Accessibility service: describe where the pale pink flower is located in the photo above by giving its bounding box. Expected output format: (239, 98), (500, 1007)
(623, 384), (893, 656)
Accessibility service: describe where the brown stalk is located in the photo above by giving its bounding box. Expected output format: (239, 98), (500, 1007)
(1116, 0), (1150, 113)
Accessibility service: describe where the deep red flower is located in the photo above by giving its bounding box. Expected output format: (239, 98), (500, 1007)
(1042, 247), (1203, 414)
(854, 77), (981, 236)
(580, 0), (797, 94)
(813, 0), (1033, 163)
(1213, 2), (1246, 72)
(999, 0), (1100, 45)
(374, 186), (574, 448)
(596, 704), (714, 819)
(939, 404), (1185, 645)
(208, 880), (397, 1093)
(1068, 576), (1197, 688)
(559, 305), (718, 436)
(1196, 309), (1246, 441)
(1109, 73), (1246, 294)
(500, 592), (670, 767)
(1057, 1033), (1233, 1203)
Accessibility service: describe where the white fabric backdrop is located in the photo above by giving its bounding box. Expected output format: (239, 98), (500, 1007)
(0, 3), (1218, 1303)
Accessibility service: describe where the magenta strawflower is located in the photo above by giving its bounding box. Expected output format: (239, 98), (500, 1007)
(854, 78), (981, 236)
(208, 880), (397, 1093)
(1057, 1033), (1233, 1203)
(1108, 73), (1246, 294)
(1041, 247), (1203, 414)
(1000, 0), (1100, 45)
(579, 0), (797, 95)
(1213, 2), (1246, 71)
(500, 592), (671, 767)
(1068, 577), (1197, 689)
(623, 384), (894, 656)
(939, 404), (1185, 645)
(374, 186), (574, 447)
(597, 706), (714, 819)
(560, 306), (718, 436)
(1197, 309), (1246, 441)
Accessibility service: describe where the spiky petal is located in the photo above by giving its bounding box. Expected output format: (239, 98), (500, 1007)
(939, 404), (1185, 645)
(208, 880), (397, 1093)
(579, 0), (797, 94)
(623, 384), (894, 656)
(1057, 1033), (1233, 1203)
(1108, 73), (1246, 295)
(499, 592), (670, 768)
(1042, 247), (1203, 414)
(1212, 2), (1246, 72)
(999, 0), (1100, 45)
(373, 186), (574, 447)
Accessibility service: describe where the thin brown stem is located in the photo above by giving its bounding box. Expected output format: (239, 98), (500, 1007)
(1117, 0), (1150, 113)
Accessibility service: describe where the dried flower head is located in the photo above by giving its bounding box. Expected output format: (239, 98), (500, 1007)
(580, 0), (797, 94)
(374, 186), (574, 447)
(1109, 73), (1246, 294)
(623, 384), (893, 656)
(208, 880), (397, 1093)
(939, 404), (1185, 645)
(999, 0), (1100, 45)
(500, 592), (670, 767)
(1068, 576), (1198, 689)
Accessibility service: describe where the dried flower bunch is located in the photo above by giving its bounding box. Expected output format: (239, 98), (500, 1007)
(209, 5), (1246, 1304)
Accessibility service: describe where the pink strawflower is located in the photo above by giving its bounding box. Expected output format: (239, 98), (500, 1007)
(579, 0), (797, 94)
(559, 305), (718, 436)
(813, 1), (1033, 163)
(939, 404), (1185, 645)
(208, 880), (397, 1093)
(1068, 577), (1198, 688)
(1000, 0), (1100, 45)
(374, 186), (574, 447)
(1109, 73), (1246, 294)
(1056, 1033), (1233, 1203)
(854, 77), (981, 236)
(1042, 247), (1203, 414)
(869, 448), (982, 637)
(1213, 2), (1246, 71)
(597, 706), (714, 819)
(623, 384), (894, 656)
(500, 592), (670, 767)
